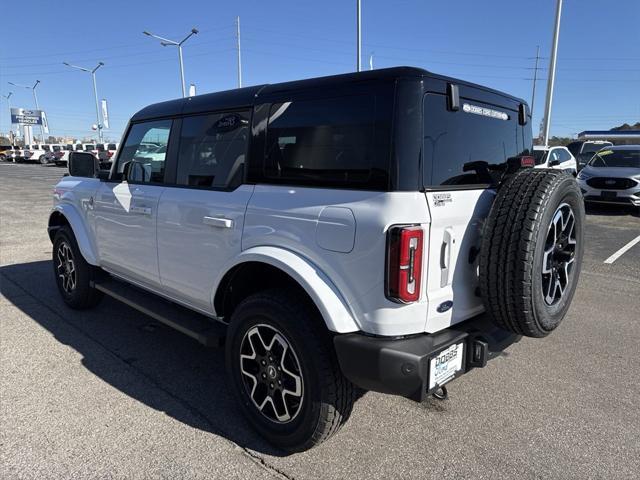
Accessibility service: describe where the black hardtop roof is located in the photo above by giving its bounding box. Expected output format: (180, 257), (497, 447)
(130, 66), (526, 122)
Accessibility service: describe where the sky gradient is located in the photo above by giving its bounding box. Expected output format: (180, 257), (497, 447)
(1, 0), (638, 142)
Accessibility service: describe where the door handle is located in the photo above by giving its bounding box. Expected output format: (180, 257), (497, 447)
(203, 216), (234, 229)
(440, 227), (455, 288)
(131, 206), (152, 216)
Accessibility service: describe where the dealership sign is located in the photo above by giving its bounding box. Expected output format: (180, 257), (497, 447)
(10, 107), (46, 126)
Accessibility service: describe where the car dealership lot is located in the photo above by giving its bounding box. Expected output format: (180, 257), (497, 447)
(1, 162), (639, 479)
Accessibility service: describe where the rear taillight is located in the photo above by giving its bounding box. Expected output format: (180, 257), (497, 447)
(386, 225), (424, 303)
(520, 155), (535, 167)
(107, 151), (114, 158)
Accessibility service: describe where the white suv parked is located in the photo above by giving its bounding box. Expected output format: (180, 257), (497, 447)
(48, 68), (585, 451)
(533, 145), (577, 175)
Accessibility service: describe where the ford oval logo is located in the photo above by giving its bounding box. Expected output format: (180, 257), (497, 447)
(437, 301), (453, 313)
(605, 179), (616, 185)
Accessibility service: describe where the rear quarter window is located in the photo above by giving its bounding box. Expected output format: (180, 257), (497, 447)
(423, 93), (527, 188)
(259, 95), (390, 190)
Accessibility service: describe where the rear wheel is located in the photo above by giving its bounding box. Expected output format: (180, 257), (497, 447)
(479, 169), (585, 337)
(226, 290), (356, 451)
(39, 155), (48, 164)
(52, 226), (103, 309)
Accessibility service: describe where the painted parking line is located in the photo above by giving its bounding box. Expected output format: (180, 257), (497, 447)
(604, 234), (640, 264)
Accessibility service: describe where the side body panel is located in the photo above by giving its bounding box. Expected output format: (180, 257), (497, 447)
(93, 182), (165, 288)
(156, 185), (255, 313)
(242, 185), (432, 336)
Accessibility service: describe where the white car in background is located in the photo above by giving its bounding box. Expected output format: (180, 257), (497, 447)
(533, 145), (577, 175)
(22, 144), (48, 163)
(577, 145), (640, 208)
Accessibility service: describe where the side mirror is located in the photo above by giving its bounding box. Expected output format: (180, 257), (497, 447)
(549, 160), (560, 167)
(69, 152), (99, 178)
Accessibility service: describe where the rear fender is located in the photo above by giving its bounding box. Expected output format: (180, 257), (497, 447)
(215, 246), (359, 333)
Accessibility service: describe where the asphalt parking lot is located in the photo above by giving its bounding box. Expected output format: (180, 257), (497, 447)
(1, 162), (639, 479)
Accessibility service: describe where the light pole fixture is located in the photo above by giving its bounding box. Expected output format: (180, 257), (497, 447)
(63, 61), (105, 142)
(143, 28), (199, 98)
(8, 80), (43, 142)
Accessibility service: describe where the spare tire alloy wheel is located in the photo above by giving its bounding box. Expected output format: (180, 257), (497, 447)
(542, 203), (577, 306)
(239, 324), (304, 423)
(56, 241), (76, 294)
(479, 169), (585, 338)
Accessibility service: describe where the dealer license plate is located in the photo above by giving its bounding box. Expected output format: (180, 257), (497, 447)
(429, 343), (464, 390)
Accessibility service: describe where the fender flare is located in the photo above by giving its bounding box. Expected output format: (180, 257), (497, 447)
(48, 205), (99, 266)
(215, 246), (360, 333)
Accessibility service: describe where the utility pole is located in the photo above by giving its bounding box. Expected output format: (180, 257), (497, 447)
(63, 62), (105, 142)
(143, 28), (199, 98)
(530, 45), (540, 118)
(541, 0), (563, 147)
(356, 0), (362, 72)
(236, 16), (242, 88)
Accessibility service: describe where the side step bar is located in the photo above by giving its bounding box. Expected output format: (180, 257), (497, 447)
(92, 277), (226, 347)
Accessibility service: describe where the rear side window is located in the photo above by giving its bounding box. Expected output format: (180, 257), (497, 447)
(262, 95), (388, 190)
(423, 93), (523, 187)
(176, 111), (250, 189)
(116, 119), (172, 184)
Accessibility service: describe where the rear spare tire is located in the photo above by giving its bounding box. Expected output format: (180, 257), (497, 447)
(479, 169), (585, 338)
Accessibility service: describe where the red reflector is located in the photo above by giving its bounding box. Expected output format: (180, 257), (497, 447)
(386, 226), (424, 303)
(520, 155), (535, 167)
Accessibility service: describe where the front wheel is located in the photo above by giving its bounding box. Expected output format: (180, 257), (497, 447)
(52, 226), (103, 309)
(225, 290), (356, 452)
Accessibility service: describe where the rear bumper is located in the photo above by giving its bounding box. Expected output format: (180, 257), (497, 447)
(334, 315), (520, 402)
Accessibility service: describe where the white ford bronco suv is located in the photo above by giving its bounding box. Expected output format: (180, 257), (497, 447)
(49, 67), (584, 451)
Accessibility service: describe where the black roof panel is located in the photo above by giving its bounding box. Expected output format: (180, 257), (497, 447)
(130, 67), (526, 121)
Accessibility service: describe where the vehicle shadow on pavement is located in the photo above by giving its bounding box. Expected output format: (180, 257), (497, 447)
(585, 203), (639, 217)
(0, 260), (291, 457)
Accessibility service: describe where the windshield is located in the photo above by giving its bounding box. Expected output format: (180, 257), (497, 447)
(582, 142), (612, 154)
(533, 150), (548, 165)
(589, 149), (640, 168)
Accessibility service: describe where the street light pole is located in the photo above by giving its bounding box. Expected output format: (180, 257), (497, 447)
(236, 16), (242, 88)
(356, 0), (362, 72)
(8, 80), (43, 142)
(143, 28), (198, 98)
(541, 0), (563, 147)
(2, 92), (13, 144)
(63, 61), (105, 142)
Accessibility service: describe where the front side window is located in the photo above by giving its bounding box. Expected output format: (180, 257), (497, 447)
(176, 111), (250, 188)
(116, 119), (172, 184)
(263, 95), (388, 189)
(423, 93), (522, 187)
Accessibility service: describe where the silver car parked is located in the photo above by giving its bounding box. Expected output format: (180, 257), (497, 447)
(577, 145), (640, 208)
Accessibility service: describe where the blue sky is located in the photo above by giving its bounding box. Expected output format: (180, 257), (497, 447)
(1, 0), (638, 141)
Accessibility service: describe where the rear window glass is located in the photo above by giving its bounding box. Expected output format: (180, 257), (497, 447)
(96, 144), (105, 151)
(75, 145), (83, 150)
(262, 95), (389, 190)
(582, 142), (612, 154)
(423, 93), (524, 187)
(84, 145), (96, 151)
(108, 143), (117, 150)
